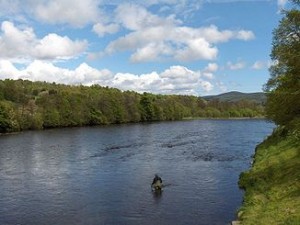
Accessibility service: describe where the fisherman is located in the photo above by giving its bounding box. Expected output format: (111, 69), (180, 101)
(151, 174), (163, 191)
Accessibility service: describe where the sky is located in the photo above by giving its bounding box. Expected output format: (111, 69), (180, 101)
(0, 0), (289, 96)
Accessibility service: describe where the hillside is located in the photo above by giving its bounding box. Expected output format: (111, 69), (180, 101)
(203, 91), (266, 104)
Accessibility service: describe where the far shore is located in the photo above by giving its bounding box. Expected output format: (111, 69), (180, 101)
(183, 116), (266, 120)
(0, 116), (268, 135)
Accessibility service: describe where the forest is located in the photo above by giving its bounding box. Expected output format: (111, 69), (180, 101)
(0, 79), (264, 133)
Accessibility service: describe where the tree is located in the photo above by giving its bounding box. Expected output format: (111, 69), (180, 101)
(140, 93), (155, 121)
(0, 101), (19, 132)
(264, 1), (300, 128)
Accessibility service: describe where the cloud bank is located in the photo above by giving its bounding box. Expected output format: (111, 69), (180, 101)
(0, 21), (87, 62)
(0, 60), (215, 95)
(101, 3), (255, 62)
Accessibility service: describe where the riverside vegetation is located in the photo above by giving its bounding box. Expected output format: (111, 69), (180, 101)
(0, 79), (264, 133)
(239, 129), (300, 224)
(238, 1), (300, 224)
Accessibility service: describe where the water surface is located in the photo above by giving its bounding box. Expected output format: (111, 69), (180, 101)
(0, 119), (275, 225)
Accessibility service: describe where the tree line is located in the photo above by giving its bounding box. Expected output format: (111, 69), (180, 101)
(0, 79), (264, 133)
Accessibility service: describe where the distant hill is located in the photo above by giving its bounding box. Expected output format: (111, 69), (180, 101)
(202, 91), (266, 104)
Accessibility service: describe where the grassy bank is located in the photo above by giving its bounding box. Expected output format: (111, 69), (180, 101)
(238, 128), (300, 224)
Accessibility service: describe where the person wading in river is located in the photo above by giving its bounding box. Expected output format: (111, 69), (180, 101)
(151, 174), (163, 191)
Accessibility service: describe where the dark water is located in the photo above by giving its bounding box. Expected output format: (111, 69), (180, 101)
(0, 119), (274, 225)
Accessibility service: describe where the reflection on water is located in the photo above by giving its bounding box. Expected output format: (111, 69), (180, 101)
(0, 119), (274, 225)
(152, 189), (163, 202)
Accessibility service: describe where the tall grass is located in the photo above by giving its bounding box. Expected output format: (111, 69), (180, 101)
(238, 128), (300, 224)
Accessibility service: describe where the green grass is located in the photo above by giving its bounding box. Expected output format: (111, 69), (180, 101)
(238, 130), (300, 225)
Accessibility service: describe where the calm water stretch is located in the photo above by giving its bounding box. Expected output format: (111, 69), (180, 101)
(0, 119), (275, 225)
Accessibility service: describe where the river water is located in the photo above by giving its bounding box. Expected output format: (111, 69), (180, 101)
(0, 119), (274, 225)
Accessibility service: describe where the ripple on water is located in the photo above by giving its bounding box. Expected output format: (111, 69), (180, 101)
(0, 120), (275, 225)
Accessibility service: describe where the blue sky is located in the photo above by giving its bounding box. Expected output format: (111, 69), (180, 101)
(0, 0), (288, 96)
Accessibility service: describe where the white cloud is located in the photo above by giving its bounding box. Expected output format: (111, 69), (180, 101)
(175, 38), (218, 61)
(104, 23), (251, 62)
(102, 0), (203, 18)
(0, 0), (21, 15)
(277, 0), (288, 8)
(23, 60), (72, 83)
(0, 60), (21, 80)
(252, 61), (266, 70)
(0, 60), (113, 85)
(227, 61), (246, 70)
(130, 42), (173, 62)
(111, 65), (213, 94)
(191, 25), (254, 43)
(33, 0), (101, 27)
(100, 4), (255, 63)
(204, 63), (218, 73)
(105, 26), (171, 54)
(93, 23), (120, 37)
(202, 63), (218, 79)
(0, 61), (214, 95)
(161, 65), (199, 80)
(0, 21), (87, 62)
(0, 21), (36, 60)
(0, 0), (102, 27)
(115, 3), (180, 31)
(74, 63), (113, 85)
(111, 72), (161, 93)
(236, 30), (255, 41)
(199, 80), (213, 92)
(34, 33), (88, 60)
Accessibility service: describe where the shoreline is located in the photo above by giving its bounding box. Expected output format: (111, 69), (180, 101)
(0, 117), (267, 135)
(236, 129), (300, 224)
(183, 116), (265, 120)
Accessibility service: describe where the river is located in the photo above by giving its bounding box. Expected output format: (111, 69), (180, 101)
(0, 119), (275, 225)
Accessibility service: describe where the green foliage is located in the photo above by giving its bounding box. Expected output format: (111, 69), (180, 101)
(238, 131), (300, 225)
(0, 102), (12, 132)
(265, 2), (300, 128)
(140, 93), (155, 121)
(89, 108), (107, 125)
(43, 109), (60, 128)
(0, 101), (19, 132)
(0, 79), (265, 133)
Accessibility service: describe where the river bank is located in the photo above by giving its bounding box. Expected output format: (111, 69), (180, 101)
(183, 116), (265, 120)
(237, 128), (300, 224)
(0, 117), (267, 135)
